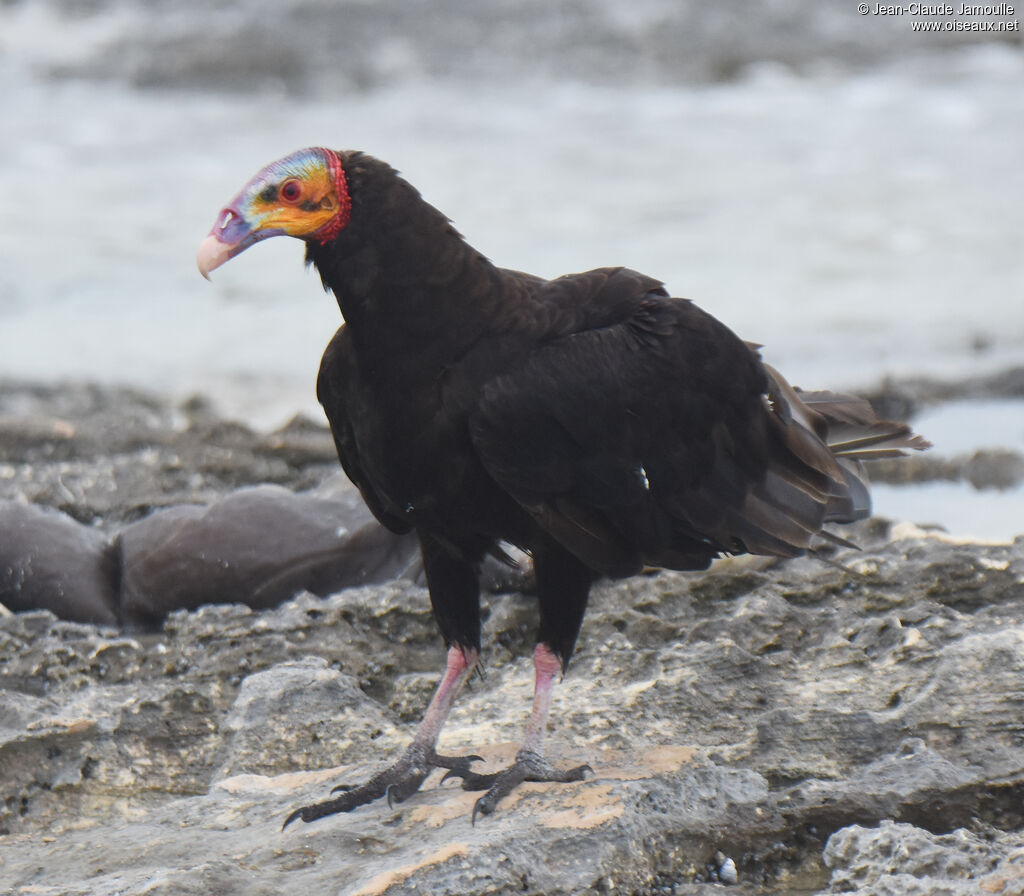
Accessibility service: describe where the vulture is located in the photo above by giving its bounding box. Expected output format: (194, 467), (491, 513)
(197, 147), (928, 827)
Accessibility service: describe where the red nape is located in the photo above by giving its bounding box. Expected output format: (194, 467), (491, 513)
(315, 149), (352, 244)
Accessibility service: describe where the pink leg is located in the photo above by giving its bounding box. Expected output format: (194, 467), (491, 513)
(411, 645), (478, 752)
(445, 641), (592, 821)
(283, 644), (480, 828)
(519, 643), (562, 755)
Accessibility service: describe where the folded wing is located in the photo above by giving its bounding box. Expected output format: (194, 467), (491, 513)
(470, 283), (927, 577)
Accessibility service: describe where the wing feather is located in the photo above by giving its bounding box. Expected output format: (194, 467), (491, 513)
(470, 275), (926, 574)
(317, 327), (412, 535)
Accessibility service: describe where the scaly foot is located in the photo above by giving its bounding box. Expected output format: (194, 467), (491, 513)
(442, 748), (592, 822)
(282, 744), (483, 829)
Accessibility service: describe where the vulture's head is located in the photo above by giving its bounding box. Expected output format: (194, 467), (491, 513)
(197, 147), (350, 279)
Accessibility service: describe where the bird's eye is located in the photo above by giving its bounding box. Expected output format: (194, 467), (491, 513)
(280, 179), (303, 203)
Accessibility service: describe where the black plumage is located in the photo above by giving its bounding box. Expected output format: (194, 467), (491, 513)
(198, 148), (928, 825)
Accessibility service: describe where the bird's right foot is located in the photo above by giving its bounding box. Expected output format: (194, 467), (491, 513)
(442, 747), (592, 822)
(281, 744), (483, 829)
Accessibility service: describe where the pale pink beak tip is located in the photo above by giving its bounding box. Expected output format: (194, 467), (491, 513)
(196, 235), (235, 280)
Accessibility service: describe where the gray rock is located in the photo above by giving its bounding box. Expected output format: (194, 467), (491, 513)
(214, 657), (400, 780)
(0, 377), (424, 628)
(0, 380), (340, 525)
(115, 483), (420, 629)
(0, 484), (421, 630)
(1, 529), (1022, 895)
(0, 501), (119, 626)
(2, 380), (1023, 894)
(823, 820), (1024, 895)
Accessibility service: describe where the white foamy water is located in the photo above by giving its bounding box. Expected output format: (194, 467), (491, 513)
(2, 3), (1023, 537)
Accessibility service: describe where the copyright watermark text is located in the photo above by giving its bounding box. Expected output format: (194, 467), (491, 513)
(856, 2), (1021, 29)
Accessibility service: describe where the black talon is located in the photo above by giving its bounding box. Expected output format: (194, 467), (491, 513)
(282, 774), (391, 830)
(439, 768), (460, 786)
(329, 782), (356, 795)
(281, 808), (304, 831)
(282, 792), (361, 831)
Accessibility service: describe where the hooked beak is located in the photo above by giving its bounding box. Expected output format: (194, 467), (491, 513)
(196, 235), (234, 280)
(196, 207), (284, 279)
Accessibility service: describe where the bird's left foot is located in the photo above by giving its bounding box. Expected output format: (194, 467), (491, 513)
(442, 748), (592, 822)
(281, 745), (482, 829)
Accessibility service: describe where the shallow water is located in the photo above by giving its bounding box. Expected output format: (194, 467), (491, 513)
(871, 399), (1024, 540)
(910, 399), (1024, 455)
(2, 3), (1023, 537)
(872, 480), (1023, 541)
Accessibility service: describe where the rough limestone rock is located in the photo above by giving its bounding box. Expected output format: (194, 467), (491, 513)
(2, 525), (1023, 895)
(823, 820), (1024, 895)
(2, 378), (1022, 893)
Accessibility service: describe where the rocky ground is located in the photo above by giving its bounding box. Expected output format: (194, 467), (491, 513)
(1, 378), (1023, 895)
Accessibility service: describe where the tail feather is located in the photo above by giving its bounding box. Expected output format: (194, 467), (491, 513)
(757, 365), (929, 547)
(792, 385), (932, 457)
(824, 423), (931, 459)
(792, 389), (878, 425)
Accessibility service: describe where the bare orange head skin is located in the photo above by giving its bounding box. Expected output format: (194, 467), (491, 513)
(197, 147), (350, 279)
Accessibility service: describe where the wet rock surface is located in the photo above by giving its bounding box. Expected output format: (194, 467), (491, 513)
(1, 380), (1023, 894)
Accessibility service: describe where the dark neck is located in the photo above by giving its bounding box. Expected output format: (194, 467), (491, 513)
(306, 152), (502, 360)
